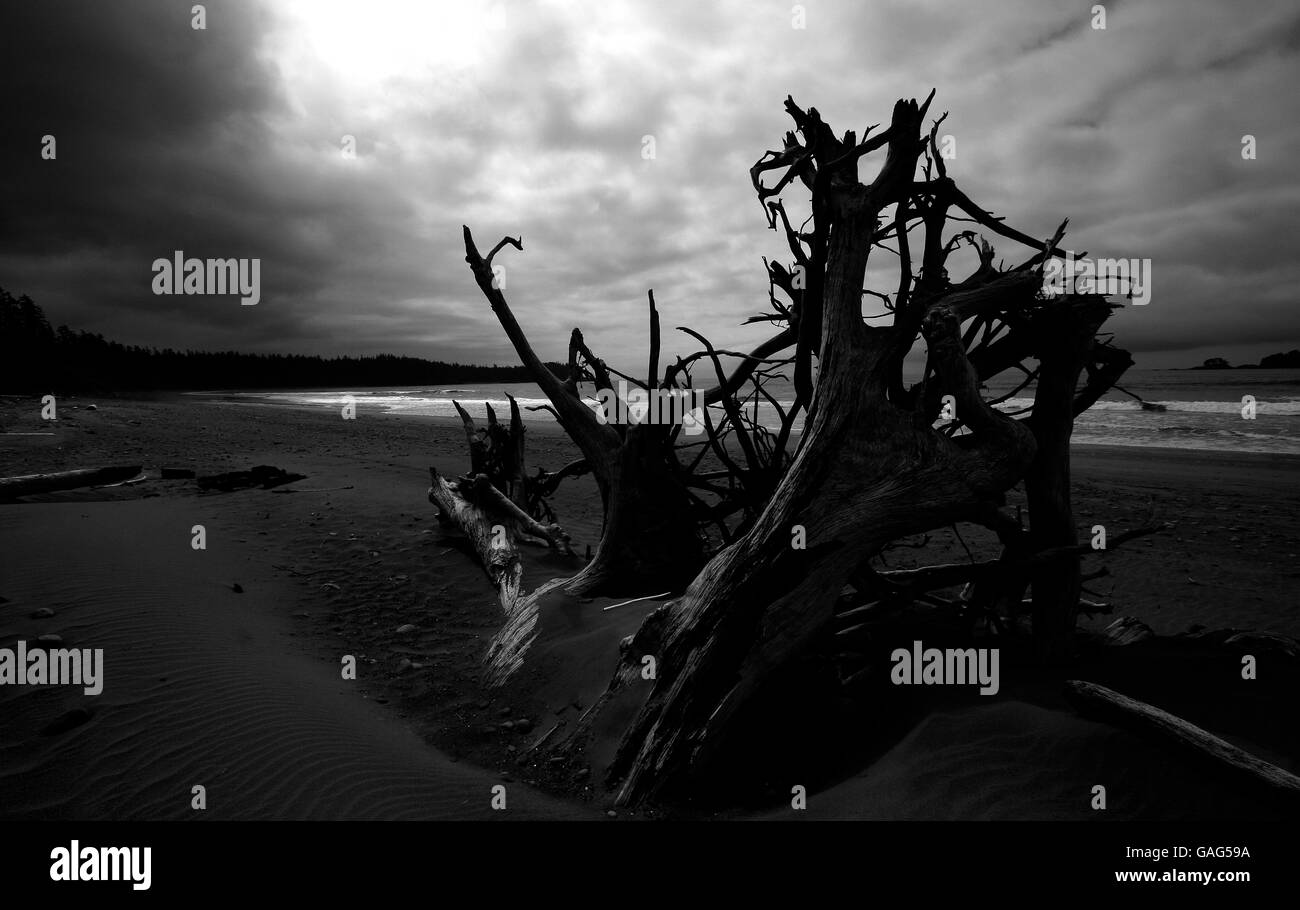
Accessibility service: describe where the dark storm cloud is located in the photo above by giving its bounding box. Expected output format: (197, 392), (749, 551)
(1, 0), (434, 355)
(2, 0), (1298, 372)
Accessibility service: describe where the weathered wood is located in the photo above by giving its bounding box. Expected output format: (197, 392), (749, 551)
(460, 90), (1139, 805)
(596, 95), (1056, 806)
(1064, 679), (1300, 802)
(1025, 296), (1113, 665)
(0, 465), (141, 499)
(452, 401), (489, 475)
(505, 395), (530, 512)
(467, 473), (573, 555)
(428, 462), (578, 685)
(482, 576), (568, 686)
(463, 227), (709, 597)
(428, 468), (522, 612)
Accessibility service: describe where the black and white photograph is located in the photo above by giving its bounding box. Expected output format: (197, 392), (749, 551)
(1, 0), (1297, 893)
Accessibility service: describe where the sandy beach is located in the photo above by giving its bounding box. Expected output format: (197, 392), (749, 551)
(2, 394), (1297, 820)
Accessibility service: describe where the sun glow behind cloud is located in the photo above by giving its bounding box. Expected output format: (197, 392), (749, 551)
(276, 0), (506, 84)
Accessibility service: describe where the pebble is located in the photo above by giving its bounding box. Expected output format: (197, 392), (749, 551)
(31, 608), (55, 619)
(396, 623), (418, 633)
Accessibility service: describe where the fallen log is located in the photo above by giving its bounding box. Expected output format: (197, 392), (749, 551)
(428, 468), (523, 612)
(1064, 679), (1300, 803)
(0, 465), (142, 500)
(428, 468), (573, 619)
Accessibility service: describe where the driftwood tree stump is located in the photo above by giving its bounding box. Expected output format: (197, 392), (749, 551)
(452, 89), (1138, 803)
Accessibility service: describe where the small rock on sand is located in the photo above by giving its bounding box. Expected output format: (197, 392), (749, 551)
(395, 623), (417, 634)
(31, 608), (55, 619)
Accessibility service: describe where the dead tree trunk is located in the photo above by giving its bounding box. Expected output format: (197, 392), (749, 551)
(1025, 297), (1113, 665)
(452, 395), (534, 513)
(461, 231), (707, 597)
(559, 92), (1138, 806)
(455, 88), (1138, 797)
(589, 95), (1059, 805)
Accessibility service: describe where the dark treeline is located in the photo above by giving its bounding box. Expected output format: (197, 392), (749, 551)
(0, 287), (566, 393)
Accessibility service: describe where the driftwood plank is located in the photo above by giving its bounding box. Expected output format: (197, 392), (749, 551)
(1065, 679), (1300, 802)
(0, 465), (142, 499)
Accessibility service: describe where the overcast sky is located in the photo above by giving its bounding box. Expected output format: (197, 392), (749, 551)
(4, 0), (1298, 372)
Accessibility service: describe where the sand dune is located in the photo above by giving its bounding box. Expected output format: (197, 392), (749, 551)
(774, 700), (1283, 821)
(0, 499), (591, 820)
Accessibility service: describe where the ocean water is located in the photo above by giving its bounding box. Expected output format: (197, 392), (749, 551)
(204, 368), (1300, 456)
